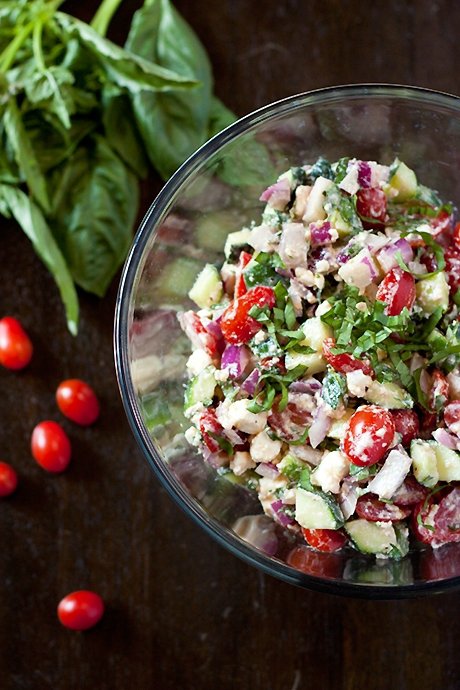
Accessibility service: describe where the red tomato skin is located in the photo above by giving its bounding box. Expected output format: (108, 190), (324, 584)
(356, 188), (387, 228)
(0, 317), (33, 370)
(57, 590), (104, 631)
(375, 268), (416, 316)
(390, 410), (420, 446)
(428, 370), (449, 413)
(56, 379), (100, 426)
(198, 409), (223, 453)
(302, 528), (348, 552)
(444, 400), (460, 434)
(342, 405), (395, 467)
(392, 474), (429, 507)
(355, 495), (411, 522)
(220, 286), (276, 344)
(0, 462), (18, 497)
(322, 338), (373, 376)
(452, 222), (460, 251)
(31, 421), (71, 473)
(444, 247), (460, 294)
(234, 251), (253, 299)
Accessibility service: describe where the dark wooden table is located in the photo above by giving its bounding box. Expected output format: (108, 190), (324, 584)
(1, 1), (459, 688)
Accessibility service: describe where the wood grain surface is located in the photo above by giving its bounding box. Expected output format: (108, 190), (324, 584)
(0, 1), (459, 688)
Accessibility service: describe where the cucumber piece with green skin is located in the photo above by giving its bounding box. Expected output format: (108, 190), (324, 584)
(188, 264), (223, 309)
(432, 442), (460, 482)
(410, 439), (439, 487)
(388, 159), (417, 201)
(328, 408), (354, 440)
(295, 487), (344, 530)
(345, 519), (399, 556)
(416, 272), (449, 315)
(285, 351), (326, 375)
(184, 366), (216, 412)
(364, 380), (413, 409)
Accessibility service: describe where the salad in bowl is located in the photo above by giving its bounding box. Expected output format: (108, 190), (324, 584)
(179, 155), (460, 561)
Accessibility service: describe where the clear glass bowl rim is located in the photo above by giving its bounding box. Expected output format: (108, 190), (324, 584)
(114, 84), (460, 599)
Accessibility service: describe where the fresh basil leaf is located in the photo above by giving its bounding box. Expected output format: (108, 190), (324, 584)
(0, 184), (78, 334)
(3, 99), (50, 212)
(102, 88), (148, 178)
(322, 370), (346, 409)
(24, 65), (74, 129)
(49, 135), (138, 297)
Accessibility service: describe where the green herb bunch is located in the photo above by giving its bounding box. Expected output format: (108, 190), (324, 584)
(0, 0), (235, 332)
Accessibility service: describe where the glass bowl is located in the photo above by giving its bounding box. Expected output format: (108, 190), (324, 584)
(114, 84), (460, 598)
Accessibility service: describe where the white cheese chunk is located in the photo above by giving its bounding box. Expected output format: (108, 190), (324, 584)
(346, 370), (373, 398)
(366, 446), (412, 500)
(311, 450), (350, 494)
(186, 349), (213, 377)
(250, 430), (282, 464)
(216, 399), (268, 434)
(230, 451), (256, 476)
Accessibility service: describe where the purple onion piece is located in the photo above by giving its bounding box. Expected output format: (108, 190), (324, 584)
(241, 368), (261, 396)
(357, 161), (372, 188)
(289, 378), (322, 394)
(221, 344), (250, 379)
(259, 178), (291, 207)
(255, 462), (279, 479)
(271, 499), (295, 527)
(310, 221), (333, 247)
(308, 405), (332, 449)
(376, 238), (414, 272)
(432, 428), (460, 450)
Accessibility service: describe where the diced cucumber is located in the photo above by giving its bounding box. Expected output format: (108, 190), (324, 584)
(345, 519), (398, 556)
(328, 408), (354, 440)
(416, 272), (449, 315)
(184, 366), (216, 412)
(364, 380), (413, 409)
(302, 176), (335, 223)
(188, 264), (223, 309)
(155, 257), (203, 300)
(410, 439), (438, 487)
(224, 227), (252, 260)
(277, 453), (308, 482)
(432, 442), (460, 482)
(285, 351), (327, 375)
(295, 487), (344, 530)
(388, 159), (417, 201)
(327, 209), (354, 237)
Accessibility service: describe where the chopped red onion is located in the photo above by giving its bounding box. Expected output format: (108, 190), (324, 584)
(289, 378), (322, 394)
(205, 318), (223, 340)
(338, 478), (359, 520)
(419, 369), (431, 396)
(308, 405), (331, 449)
(203, 449), (229, 468)
(241, 368), (261, 395)
(361, 255), (379, 279)
(432, 428), (460, 450)
(255, 462), (279, 479)
(377, 238), (414, 272)
(259, 178), (291, 210)
(310, 221), (333, 247)
(222, 427), (246, 446)
(271, 499), (295, 526)
(357, 161), (372, 188)
(221, 344), (250, 379)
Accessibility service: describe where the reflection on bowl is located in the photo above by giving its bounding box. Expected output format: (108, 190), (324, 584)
(115, 85), (460, 598)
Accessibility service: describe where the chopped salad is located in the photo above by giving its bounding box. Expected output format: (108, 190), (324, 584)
(179, 156), (460, 560)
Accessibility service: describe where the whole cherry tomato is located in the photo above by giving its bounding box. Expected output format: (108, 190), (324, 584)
(444, 400), (460, 435)
(56, 379), (100, 426)
(375, 268), (416, 316)
(390, 409), (420, 446)
(342, 405), (395, 467)
(31, 421), (71, 473)
(57, 590), (105, 631)
(0, 462), (18, 497)
(302, 528), (348, 552)
(356, 188), (387, 228)
(220, 286), (276, 344)
(355, 495), (410, 522)
(323, 337), (373, 376)
(0, 317), (33, 370)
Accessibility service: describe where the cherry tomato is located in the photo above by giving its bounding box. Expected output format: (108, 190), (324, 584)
(392, 474), (428, 507)
(413, 488), (460, 547)
(268, 393), (311, 442)
(301, 528), (348, 552)
(0, 317), (33, 370)
(375, 268), (416, 316)
(412, 497), (437, 545)
(198, 409), (224, 453)
(452, 222), (460, 251)
(322, 337), (373, 376)
(428, 369), (449, 413)
(179, 311), (220, 357)
(220, 286), (276, 344)
(57, 590), (104, 631)
(0, 462), (18, 497)
(286, 545), (343, 578)
(444, 400), (460, 435)
(356, 188), (387, 228)
(56, 379), (100, 426)
(342, 405), (395, 467)
(390, 409), (420, 446)
(234, 251), (252, 299)
(355, 495), (411, 522)
(31, 421), (71, 473)
(444, 247), (460, 294)
(430, 209), (454, 243)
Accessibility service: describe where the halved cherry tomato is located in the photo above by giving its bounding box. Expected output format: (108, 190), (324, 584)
(323, 337), (373, 376)
(452, 222), (460, 251)
(31, 421), (71, 473)
(356, 188), (387, 228)
(234, 251), (253, 299)
(413, 488), (460, 546)
(286, 545), (343, 578)
(220, 286), (276, 344)
(444, 247), (460, 293)
(375, 268), (416, 316)
(392, 474), (428, 507)
(57, 590), (105, 631)
(355, 495), (411, 522)
(428, 369), (449, 413)
(0, 462), (18, 497)
(390, 409), (420, 446)
(412, 497), (437, 545)
(0, 317), (33, 370)
(198, 409), (224, 453)
(56, 379), (100, 426)
(301, 528), (348, 552)
(342, 405), (395, 467)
